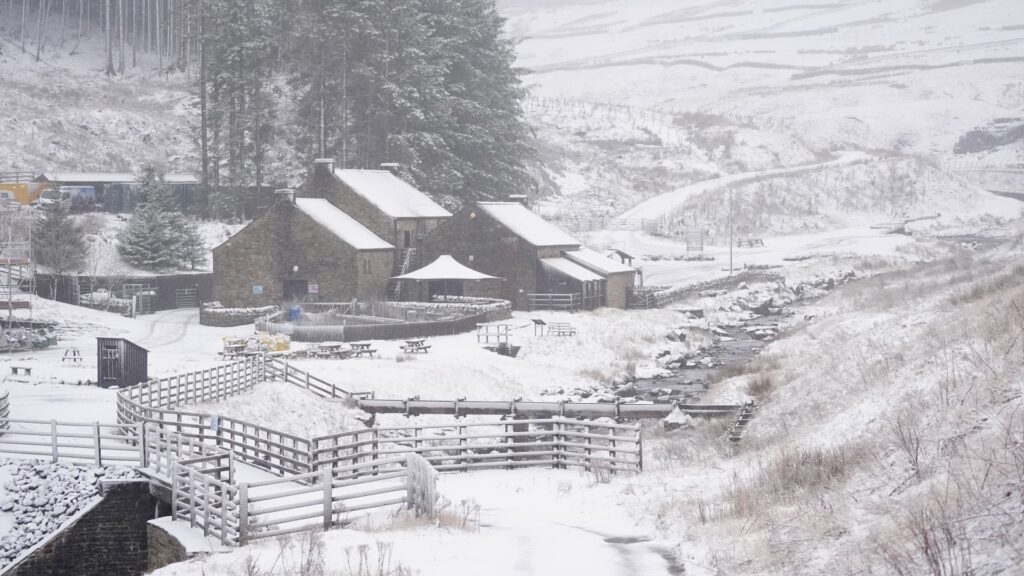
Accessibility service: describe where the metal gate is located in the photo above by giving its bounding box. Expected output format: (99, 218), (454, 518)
(123, 283), (155, 315)
(175, 288), (197, 308)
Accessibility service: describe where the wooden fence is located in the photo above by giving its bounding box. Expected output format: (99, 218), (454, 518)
(311, 419), (642, 474)
(0, 351), (645, 547)
(257, 310), (492, 343)
(528, 293), (582, 312)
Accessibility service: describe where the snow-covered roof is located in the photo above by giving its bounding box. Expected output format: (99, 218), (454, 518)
(476, 202), (580, 247)
(540, 257), (604, 282)
(294, 198), (394, 251)
(42, 173), (199, 184)
(563, 248), (635, 275)
(333, 169), (451, 219)
(394, 255), (499, 281)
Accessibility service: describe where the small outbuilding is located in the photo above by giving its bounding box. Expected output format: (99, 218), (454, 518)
(96, 337), (149, 389)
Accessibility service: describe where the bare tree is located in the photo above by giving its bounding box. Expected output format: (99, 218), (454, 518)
(34, 0), (49, 61)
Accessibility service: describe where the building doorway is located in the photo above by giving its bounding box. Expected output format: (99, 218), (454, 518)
(403, 230), (412, 248)
(283, 279), (309, 301)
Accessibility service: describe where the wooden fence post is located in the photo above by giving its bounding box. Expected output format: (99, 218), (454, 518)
(322, 468), (333, 530)
(170, 465), (180, 521)
(238, 483), (249, 544)
(94, 422), (102, 466)
(138, 423), (148, 468)
(202, 475), (211, 536)
(50, 420), (58, 463)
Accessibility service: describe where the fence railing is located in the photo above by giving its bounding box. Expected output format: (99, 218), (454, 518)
(311, 418), (642, 474)
(0, 350), (644, 547)
(0, 417), (144, 467)
(257, 311), (491, 343)
(528, 293), (582, 312)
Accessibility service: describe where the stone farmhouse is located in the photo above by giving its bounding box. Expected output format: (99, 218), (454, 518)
(422, 201), (636, 310)
(213, 160), (636, 311)
(212, 194), (394, 307)
(298, 160), (452, 298)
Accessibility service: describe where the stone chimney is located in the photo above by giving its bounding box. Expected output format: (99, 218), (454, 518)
(379, 162), (400, 175)
(313, 158), (335, 179)
(275, 188), (295, 204)
(508, 194), (529, 208)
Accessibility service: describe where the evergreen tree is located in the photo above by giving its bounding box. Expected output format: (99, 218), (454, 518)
(118, 169), (205, 270)
(33, 204), (86, 299)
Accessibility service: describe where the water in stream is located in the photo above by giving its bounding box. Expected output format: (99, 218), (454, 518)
(633, 313), (782, 403)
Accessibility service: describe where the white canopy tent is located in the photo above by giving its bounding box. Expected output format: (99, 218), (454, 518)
(392, 255), (500, 300)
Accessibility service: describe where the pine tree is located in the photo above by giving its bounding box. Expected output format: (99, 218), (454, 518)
(180, 218), (208, 270)
(118, 168), (199, 270)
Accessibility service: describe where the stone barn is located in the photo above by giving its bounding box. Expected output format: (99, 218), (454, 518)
(423, 202), (636, 311)
(212, 195), (394, 308)
(297, 160), (451, 298)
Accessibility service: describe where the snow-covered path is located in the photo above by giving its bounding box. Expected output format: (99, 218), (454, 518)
(619, 151), (870, 220)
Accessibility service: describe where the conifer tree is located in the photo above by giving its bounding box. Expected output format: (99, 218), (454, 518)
(118, 168), (205, 270)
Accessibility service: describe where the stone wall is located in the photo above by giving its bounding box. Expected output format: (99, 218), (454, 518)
(199, 304), (279, 327)
(6, 481), (165, 576)
(213, 201), (394, 308)
(423, 207), (557, 310)
(146, 521), (187, 572)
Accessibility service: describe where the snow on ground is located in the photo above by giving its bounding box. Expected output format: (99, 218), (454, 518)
(151, 469), (678, 576)
(617, 239), (1024, 574)
(188, 381), (370, 438)
(504, 0), (1024, 163)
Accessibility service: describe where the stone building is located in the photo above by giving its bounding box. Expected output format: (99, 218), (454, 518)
(212, 196), (394, 307)
(423, 201), (636, 310)
(297, 160), (451, 297)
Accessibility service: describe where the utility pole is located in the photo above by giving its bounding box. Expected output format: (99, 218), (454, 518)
(729, 188), (734, 276)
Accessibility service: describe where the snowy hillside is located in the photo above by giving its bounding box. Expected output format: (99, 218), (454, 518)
(502, 0), (1024, 163)
(0, 36), (196, 173)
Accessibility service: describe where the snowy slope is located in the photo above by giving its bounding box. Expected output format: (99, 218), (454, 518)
(502, 0), (1024, 163)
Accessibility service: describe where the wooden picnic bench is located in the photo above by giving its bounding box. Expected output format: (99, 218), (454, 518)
(310, 342), (353, 359)
(737, 238), (765, 248)
(350, 342), (377, 358)
(62, 348), (82, 363)
(10, 366), (31, 376)
(548, 322), (576, 336)
(401, 339), (431, 353)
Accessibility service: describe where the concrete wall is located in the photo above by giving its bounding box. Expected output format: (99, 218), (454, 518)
(6, 481), (165, 576)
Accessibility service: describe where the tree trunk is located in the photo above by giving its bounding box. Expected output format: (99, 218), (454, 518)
(59, 0), (66, 48)
(156, 0), (162, 71)
(21, 0), (28, 52)
(104, 0), (114, 75)
(69, 0), (81, 54)
(199, 0), (208, 215)
(35, 0), (49, 62)
(117, 0), (124, 73)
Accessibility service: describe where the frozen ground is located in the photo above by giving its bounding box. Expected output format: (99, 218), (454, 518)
(151, 469), (679, 576)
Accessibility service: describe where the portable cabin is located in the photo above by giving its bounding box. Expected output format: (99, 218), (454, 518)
(96, 337), (149, 388)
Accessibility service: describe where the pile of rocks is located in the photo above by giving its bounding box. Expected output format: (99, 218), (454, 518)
(0, 461), (138, 569)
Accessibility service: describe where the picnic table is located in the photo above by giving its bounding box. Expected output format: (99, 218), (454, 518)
(736, 238), (765, 248)
(310, 342), (353, 359)
(350, 342), (378, 358)
(400, 339), (431, 353)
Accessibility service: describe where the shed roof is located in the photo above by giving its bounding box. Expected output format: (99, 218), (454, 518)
(42, 173), (199, 184)
(333, 169), (451, 219)
(394, 255), (498, 281)
(540, 257), (604, 282)
(294, 198), (394, 251)
(476, 202), (580, 247)
(563, 248), (635, 275)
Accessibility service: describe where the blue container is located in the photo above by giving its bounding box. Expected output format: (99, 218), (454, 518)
(288, 306), (301, 321)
